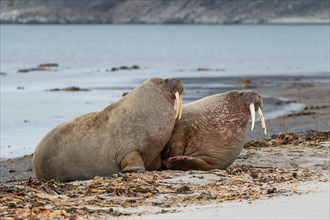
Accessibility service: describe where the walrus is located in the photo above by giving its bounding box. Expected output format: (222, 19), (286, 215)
(33, 77), (184, 182)
(162, 90), (267, 171)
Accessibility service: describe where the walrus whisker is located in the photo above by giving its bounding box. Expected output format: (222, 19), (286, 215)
(175, 91), (181, 119)
(249, 103), (255, 131)
(257, 107), (267, 135)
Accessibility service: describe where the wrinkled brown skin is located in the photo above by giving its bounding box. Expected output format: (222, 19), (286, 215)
(33, 78), (184, 182)
(162, 90), (263, 171)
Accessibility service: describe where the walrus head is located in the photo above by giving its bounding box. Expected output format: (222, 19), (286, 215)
(238, 91), (267, 135)
(122, 77), (184, 119)
(148, 77), (184, 120)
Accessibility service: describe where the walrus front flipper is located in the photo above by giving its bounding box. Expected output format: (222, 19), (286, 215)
(121, 151), (146, 173)
(163, 156), (213, 171)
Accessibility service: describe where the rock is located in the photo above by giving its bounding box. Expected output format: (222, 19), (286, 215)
(197, 67), (210, 71)
(63, 87), (90, 92)
(18, 67), (47, 73)
(18, 64), (58, 73)
(18, 68), (31, 73)
(38, 63), (59, 68)
(0, 72), (7, 76)
(48, 87), (90, 92)
(48, 88), (61, 92)
(239, 79), (257, 89)
(304, 105), (329, 110)
(111, 65), (140, 72)
(119, 66), (130, 70)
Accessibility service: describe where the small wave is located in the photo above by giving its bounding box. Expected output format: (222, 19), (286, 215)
(262, 96), (305, 120)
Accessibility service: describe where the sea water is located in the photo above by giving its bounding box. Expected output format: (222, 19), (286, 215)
(0, 24), (329, 158)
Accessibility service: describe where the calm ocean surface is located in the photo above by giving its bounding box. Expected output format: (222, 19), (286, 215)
(1, 24), (329, 74)
(0, 25), (329, 159)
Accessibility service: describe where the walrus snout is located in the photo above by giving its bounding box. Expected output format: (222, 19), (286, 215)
(162, 78), (184, 119)
(239, 91), (263, 110)
(163, 78), (184, 95)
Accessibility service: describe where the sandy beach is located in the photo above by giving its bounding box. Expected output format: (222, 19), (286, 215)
(0, 75), (329, 219)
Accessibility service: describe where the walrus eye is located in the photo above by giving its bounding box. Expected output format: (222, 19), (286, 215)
(249, 103), (255, 131)
(175, 92), (183, 120)
(257, 108), (267, 135)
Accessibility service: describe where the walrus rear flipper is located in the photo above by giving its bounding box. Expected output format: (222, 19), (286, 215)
(163, 156), (213, 171)
(121, 151), (146, 173)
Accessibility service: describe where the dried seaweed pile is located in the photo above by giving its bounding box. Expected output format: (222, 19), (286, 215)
(244, 130), (330, 149)
(0, 166), (326, 219)
(1, 130), (329, 219)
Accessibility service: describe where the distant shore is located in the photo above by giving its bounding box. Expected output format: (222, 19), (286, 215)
(1, 22), (330, 26)
(1, 0), (329, 25)
(1, 18), (329, 25)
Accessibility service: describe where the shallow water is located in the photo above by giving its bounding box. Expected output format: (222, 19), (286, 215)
(0, 25), (329, 159)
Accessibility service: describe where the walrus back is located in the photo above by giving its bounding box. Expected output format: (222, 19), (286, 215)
(32, 111), (121, 181)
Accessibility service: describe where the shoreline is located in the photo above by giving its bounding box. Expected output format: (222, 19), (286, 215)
(132, 181), (330, 219)
(1, 73), (328, 159)
(0, 74), (329, 219)
(0, 75), (329, 182)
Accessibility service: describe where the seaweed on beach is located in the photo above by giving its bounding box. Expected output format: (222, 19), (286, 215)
(0, 165), (325, 219)
(303, 130), (330, 142)
(1, 130), (329, 218)
(244, 130), (330, 149)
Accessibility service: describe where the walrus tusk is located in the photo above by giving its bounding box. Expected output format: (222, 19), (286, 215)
(175, 92), (179, 119)
(249, 103), (255, 131)
(175, 92), (182, 119)
(257, 107), (267, 135)
(178, 95), (183, 119)
(174, 92), (183, 120)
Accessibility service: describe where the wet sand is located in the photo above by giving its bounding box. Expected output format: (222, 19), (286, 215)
(0, 75), (329, 219)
